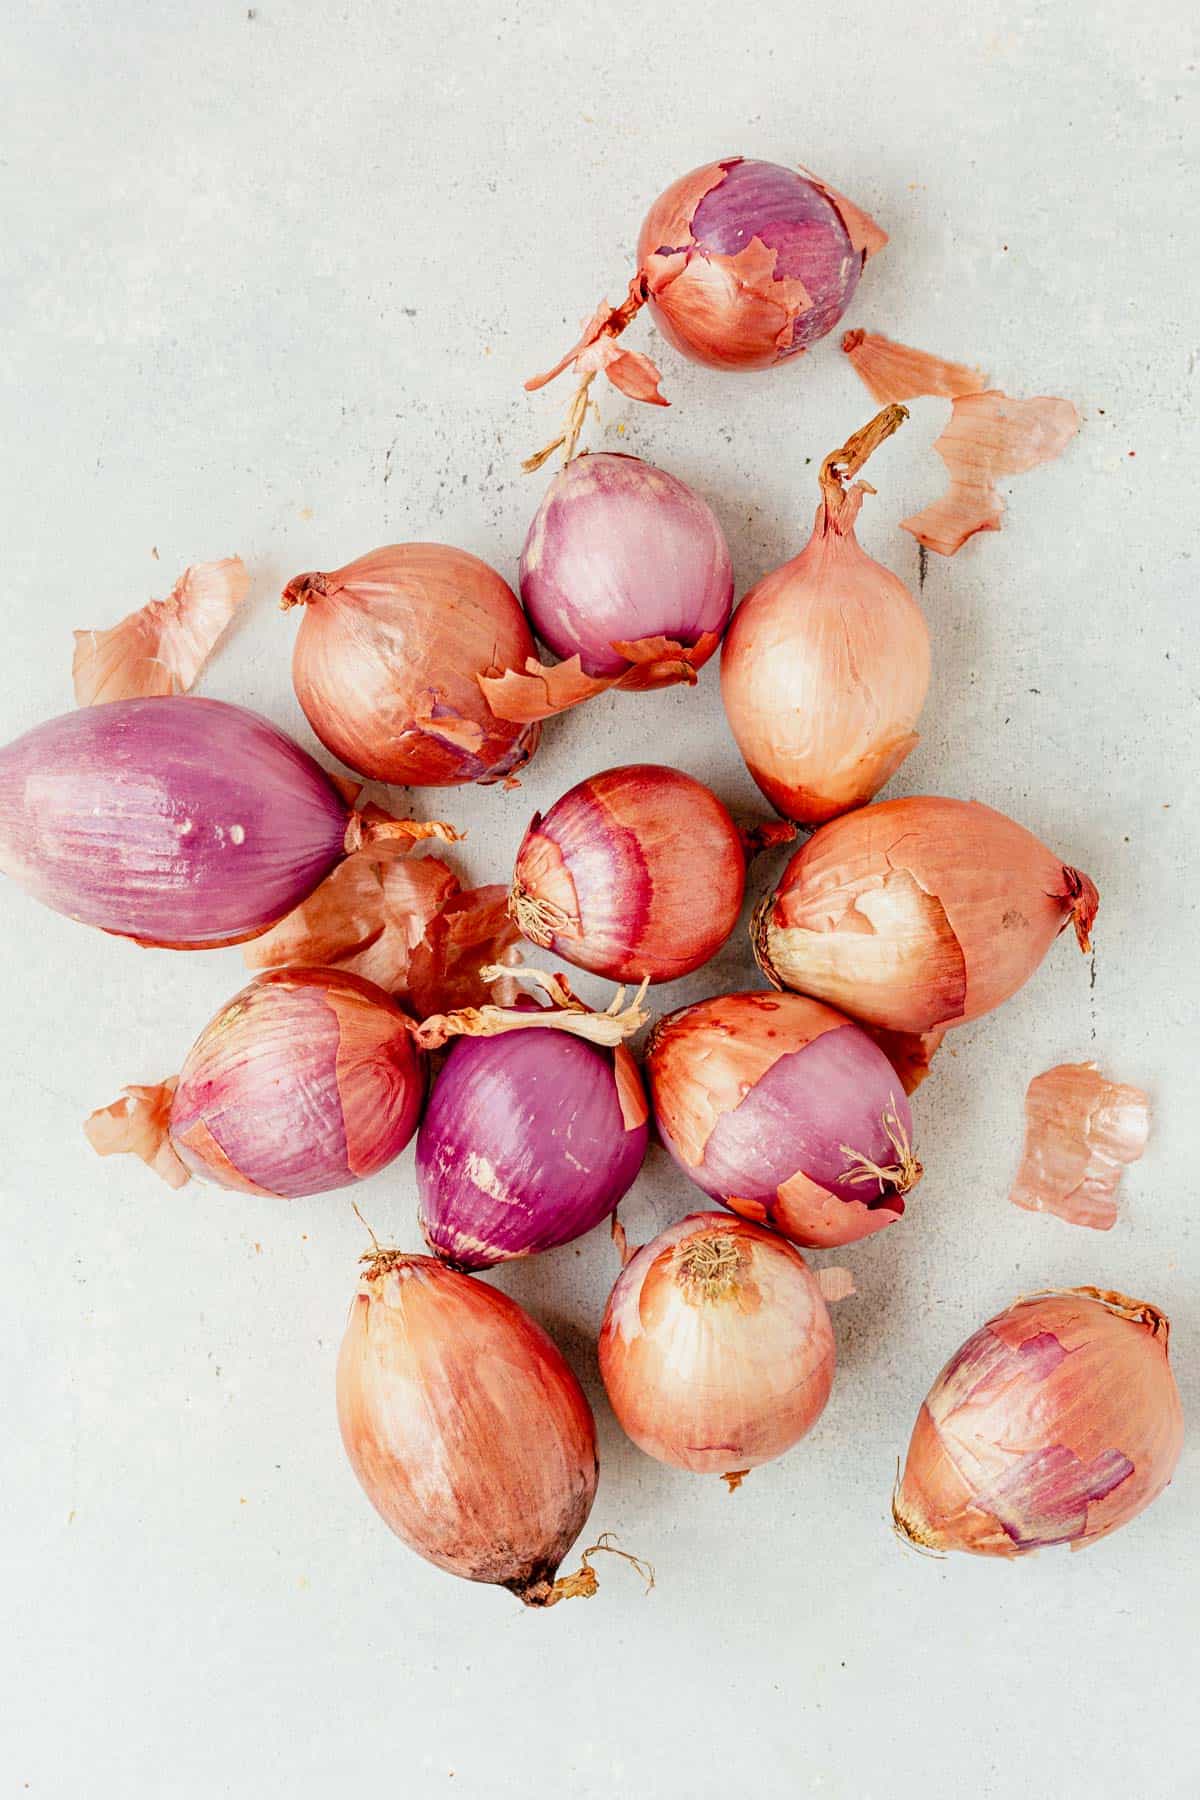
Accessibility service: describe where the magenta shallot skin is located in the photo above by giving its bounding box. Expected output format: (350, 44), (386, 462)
(85, 968), (425, 1198)
(646, 991), (919, 1248)
(0, 695), (448, 948)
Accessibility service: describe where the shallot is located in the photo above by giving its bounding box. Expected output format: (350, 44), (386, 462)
(413, 968), (650, 1269)
(721, 404), (929, 823)
(527, 157), (886, 432)
(754, 795), (1097, 1033)
(481, 453), (733, 722)
(893, 1287), (1183, 1555)
(599, 1212), (835, 1483)
(284, 543), (540, 787)
(0, 695), (453, 947)
(511, 763), (792, 984)
(337, 1249), (601, 1605)
(85, 969), (425, 1198)
(646, 991), (920, 1248)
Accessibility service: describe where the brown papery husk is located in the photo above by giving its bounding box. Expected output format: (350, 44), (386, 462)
(414, 966), (650, 1051)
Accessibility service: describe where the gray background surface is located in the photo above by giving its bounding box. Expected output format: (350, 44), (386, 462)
(1, 3), (1196, 1795)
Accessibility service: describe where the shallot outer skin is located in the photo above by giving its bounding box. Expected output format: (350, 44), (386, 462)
(0, 696), (351, 947)
(598, 1212), (835, 1477)
(720, 487), (929, 824)
(417, 1029), (648, 1269)
(646, 992), (919, 1249)
(170, 969), (425, 1198)
(286, 543), (540, 787)
(510, 764), (748, 985)
(637, 159), (877, 371)
(519, 453), (733, 678)
(337, 1254), (598, 1604)
(894, 1289), (1183, 1556)
(755, 796), (1099, 1034)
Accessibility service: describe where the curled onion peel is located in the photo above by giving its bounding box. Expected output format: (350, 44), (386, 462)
(894, 1288), (1183, 1556)
(285, 543), (540, 787)
(480, 453), (733, 723)
(511, 763), (791, 986)
(415, 967), (649, 1270)
(754, 795), (1098, 1034)
(842, 330), (1080, 555)
(646, 991), (920, 1249)
(527, 159), (885, 452)
(599, 1212), (835, 1483)
(721, 404), (929, 825)
(337, 1249), (606, 1605)
(73, 556), (250, 705)
(1009, 1062), (1150, 1231)
(0, 696), (454, 948)
(85, 968), (425, 1198)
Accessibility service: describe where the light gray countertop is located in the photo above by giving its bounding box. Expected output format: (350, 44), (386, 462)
(1, 3), (1196, 1795)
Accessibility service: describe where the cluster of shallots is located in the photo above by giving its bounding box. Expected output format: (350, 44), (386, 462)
(0, 152), (1180, 1607)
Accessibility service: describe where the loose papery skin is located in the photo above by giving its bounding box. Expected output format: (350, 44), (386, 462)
(598, 1212), (835, 1479)
(285, 543), (541, 787)
(646, 991), (920, 1249)
(480, 453), (733, 721)
(721, 403), (928, 824)
(754, 795), (1098, 1034)
(893, 1288), (1183, 1556)
(1009, 1062), (1150, 1231)
(337, 1252), (599, 1605)
(416, 1024), (649, 1270)
(0, 695), (439, 947)
(85, 968), (425, 1198)
(73, 557), (251, 705)
(510, 763), (761, 985)
(840, 331), (1079, 556)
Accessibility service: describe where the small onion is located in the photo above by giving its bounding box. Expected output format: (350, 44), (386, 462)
(646, 991), (920, 1249)
(415, 973), (649, 1270)
(526, 159), (886, 420)
(337, 1250), (599, 1605)
(511, 764), (766, 985)
(85, 968), (425, 1198)
(721, 405), (929, 823)
(754, 795), (1099, 1033)
(521, 454), (732, 679)
(894, 1288), (1183, 1556)
(599, 1212), (835, 1483)
(284, 543), (541, 787)
(0, 696), (438, 948)
(639, 158), (880, 370)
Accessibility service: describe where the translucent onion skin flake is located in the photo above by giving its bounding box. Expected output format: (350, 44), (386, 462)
(893, 1288), (1183, 1556)
(1009, 1061), (1150, 1230)
(73, 556), (250, 705)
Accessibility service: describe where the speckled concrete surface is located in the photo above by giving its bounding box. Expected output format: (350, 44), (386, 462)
(1, 4), (1196, 1796)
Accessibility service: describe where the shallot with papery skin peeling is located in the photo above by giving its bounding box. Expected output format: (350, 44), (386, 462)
(721, 404), (929, 824)
(414, 968), (649, 1270)
(0, 696), (455, 948)
(526, 158), (885, 448)
(599, 1212), (835, 1482)
(480, 453), (733, 723)
(646, 991), (920, 1249)
(1009, 1062), (1150, 1231)
(511, 763), (791, 985)
(85, 968), (425, 1198)
(754, 795), (1098, 1034)
(893, 1288), (1183, 1556)
(72, 556), (250, 705)
(337, 1249), (603, 1605)
(285, 543), (540, 787)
